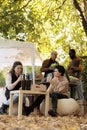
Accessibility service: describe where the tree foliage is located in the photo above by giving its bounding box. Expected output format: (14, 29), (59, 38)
(0, 71), (5, 87)
(73, 0), (87, 35)
(0, 0), (87, 61)
(0, 0), (87, 94)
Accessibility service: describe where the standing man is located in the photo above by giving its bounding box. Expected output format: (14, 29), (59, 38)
(67, 49), (84, 100)
(41, 51), (59, 80)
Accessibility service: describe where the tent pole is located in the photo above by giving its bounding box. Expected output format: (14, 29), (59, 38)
(30, 44), (35, 84)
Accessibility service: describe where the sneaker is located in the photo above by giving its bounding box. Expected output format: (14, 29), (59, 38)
(48, 109), (57, 117)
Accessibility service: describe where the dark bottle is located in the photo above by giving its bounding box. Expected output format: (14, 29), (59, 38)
(21, 74), (25, 90)
(25, 73), (29, 80)
(25, 74), (31, 90)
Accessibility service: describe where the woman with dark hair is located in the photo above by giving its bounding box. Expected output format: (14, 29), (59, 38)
(0, 61), (25, 114)
(24, 65), (69, 117)
(48, 65), (69, 116)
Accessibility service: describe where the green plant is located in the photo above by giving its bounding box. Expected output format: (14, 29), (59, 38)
(0, 71), (5, 87)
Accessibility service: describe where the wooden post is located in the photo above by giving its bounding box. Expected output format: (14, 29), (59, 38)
(18, 90), (23, 119)
(9, 93), (13, 116)
(45, 92), (49, 116)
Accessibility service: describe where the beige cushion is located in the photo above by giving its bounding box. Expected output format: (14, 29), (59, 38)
(6, 97), (31, 115)
(6, 103), (18, 115)
(40, 98), (79, 116)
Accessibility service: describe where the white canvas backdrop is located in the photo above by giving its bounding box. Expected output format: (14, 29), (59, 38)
(0, 38), (42, 83)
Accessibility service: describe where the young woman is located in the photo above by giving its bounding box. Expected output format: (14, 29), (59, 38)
(25, 65), (69, 117)
(0, 61), (25, 114)
(48, 65), (69, 116)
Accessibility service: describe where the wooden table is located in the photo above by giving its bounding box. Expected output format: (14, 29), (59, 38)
(9, 90), (49, 119)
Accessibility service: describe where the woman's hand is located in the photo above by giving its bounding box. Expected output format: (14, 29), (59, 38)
(17, 75), (24, 82)
(19, 87), (22, 90)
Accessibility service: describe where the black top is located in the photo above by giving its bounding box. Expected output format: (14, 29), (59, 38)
(44, 58), (58, 77)
(5, 73), (21, 100)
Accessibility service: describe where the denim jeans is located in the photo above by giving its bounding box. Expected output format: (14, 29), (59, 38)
(76, 80), (84, 100)
(71, 80), (84, 100)
(4, 93), (26, 106)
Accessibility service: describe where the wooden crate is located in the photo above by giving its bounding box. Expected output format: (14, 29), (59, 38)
(77, 100), (87, 115)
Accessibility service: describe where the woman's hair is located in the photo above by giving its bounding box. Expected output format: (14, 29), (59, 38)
(9, 61), (23, 74)
(55, 65), (65, 76)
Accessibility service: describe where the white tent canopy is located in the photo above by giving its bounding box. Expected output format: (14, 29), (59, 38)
(0, 38), (42, 83)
